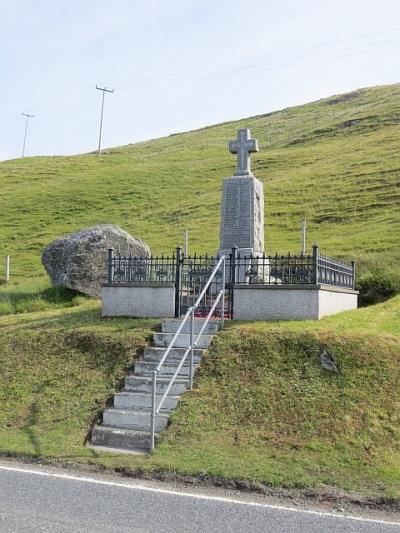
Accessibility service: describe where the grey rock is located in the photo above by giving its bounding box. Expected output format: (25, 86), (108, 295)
(337, 119), (361, 129)
(42, 224), (150, 297)
(320, 349), (339, 373)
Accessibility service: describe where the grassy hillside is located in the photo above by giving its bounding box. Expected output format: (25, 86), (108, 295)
(0, 83), (399, 281)
(1, 86), (399, 501)
(0, 297), (399, 499)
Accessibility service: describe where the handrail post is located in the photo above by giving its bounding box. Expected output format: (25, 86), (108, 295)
(174, 245), (183, 318)
(189, 307), (194, 389)
(221, 257), (225, 330)
(230, 247), (238, 319)
(312, 243), (319, 285)
(150, 370), (157, 451)
(108, 248), (113, 284)
(152, 255), (226, 449)
(351, 259), (356, 290)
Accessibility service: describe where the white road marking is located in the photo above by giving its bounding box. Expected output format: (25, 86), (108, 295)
(0, 464), (398, 527)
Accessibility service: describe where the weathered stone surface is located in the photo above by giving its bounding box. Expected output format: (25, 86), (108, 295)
(218, 128), (264, 258)
(219, 175), (264, 255)
(42, 224), (150, 297)
(228, 128), (259, 177)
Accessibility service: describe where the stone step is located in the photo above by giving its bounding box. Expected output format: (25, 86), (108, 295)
(91, 425), (157, 452)
(134, 360), (197, 377)
(91, 314), (218, 452)
(143, 346), (202, 364)
(153, 332), (213, 348)
(143, 346), (204, 359)
(103, 408), (169, 432)
(162, 319), (220, 335)
(124, 375), (189, 395)
(114, 391), (180, 411)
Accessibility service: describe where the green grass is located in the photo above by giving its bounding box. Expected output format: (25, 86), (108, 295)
(1, 84), (400, 284)
(156, 323), (400, 496)
(0, 84), (399, 498)
(241, 294), (400, 337)
(0, 297), (399, 499)
(0, 301), (158, 459)
(0, 278), (88, 315)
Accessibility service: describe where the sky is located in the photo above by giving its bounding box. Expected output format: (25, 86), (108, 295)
(1, 0), (399, 161)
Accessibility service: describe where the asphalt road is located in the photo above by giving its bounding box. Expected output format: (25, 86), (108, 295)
(0, 463), (399, 532)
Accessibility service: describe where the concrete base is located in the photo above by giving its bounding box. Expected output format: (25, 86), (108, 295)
(102, 283), (358, 321)
(101, 284), (175, 318)
(233, 284), (358, 320)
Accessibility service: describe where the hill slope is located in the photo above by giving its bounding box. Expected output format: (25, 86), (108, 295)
(0, 297), (399, 499)
(1, 83), (399, 279)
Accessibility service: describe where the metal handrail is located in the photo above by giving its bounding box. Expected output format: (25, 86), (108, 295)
(150, 255), (226, 450)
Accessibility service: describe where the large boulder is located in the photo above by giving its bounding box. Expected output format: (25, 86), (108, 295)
(42, 224), (151, 297)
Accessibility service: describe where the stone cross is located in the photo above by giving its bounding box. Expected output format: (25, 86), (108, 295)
(229, 128), (259, 176)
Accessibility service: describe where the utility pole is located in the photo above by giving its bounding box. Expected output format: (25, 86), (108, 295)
(96, 85), (114, 156)
(21, 113), (34, 158)
(301, 219), (307, 255)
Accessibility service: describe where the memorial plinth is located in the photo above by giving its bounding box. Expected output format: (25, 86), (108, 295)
(219, 175), (264, 257)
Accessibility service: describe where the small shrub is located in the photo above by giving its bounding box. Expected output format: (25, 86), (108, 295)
(356, 266), (400, 306)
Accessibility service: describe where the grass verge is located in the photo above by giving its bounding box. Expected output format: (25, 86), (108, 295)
(0, 298), (399, 501)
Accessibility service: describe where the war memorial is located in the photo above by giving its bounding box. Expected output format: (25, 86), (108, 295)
(101, 128), (358, 321)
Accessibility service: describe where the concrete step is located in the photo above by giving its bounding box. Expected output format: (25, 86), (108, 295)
(142, 348), (204, 364)
(143, 346), (202, 364)
(134, 360), (196, 377)
(114, 391), (180, 411)
(153, 332), (213, 348)
(124, 375), (189, 395)
(162, 319), (220, 335)
(91, 315), (218, 452)
(91, 425), (157, 452)
(103, 408), (169, 432)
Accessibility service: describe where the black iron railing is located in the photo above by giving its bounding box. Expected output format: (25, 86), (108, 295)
(106, 244), (356, 317)
(107, 249), (177, 285)
(317, 252), (355, 289)
(231, 245), (355, 289)
(231, 252), (315, 285)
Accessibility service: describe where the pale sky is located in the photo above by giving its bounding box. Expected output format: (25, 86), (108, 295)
(1, 0), (399, 161)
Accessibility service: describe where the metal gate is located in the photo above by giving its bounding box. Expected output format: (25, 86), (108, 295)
(175, 249), (233, 318)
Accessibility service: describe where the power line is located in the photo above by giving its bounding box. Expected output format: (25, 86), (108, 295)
(1, 25), (399, 159)
(114, 28), (400, 91)
(21, 112), (34, 158)
(96, 85), (114, 156)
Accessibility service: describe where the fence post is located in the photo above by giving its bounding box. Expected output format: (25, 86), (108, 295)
(107, 249), (113, 284)
(4, 255), (10, 284)
(351, 260), (356, 290)
(174, 245), (182, 318)
(312, 243), (319, 285)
